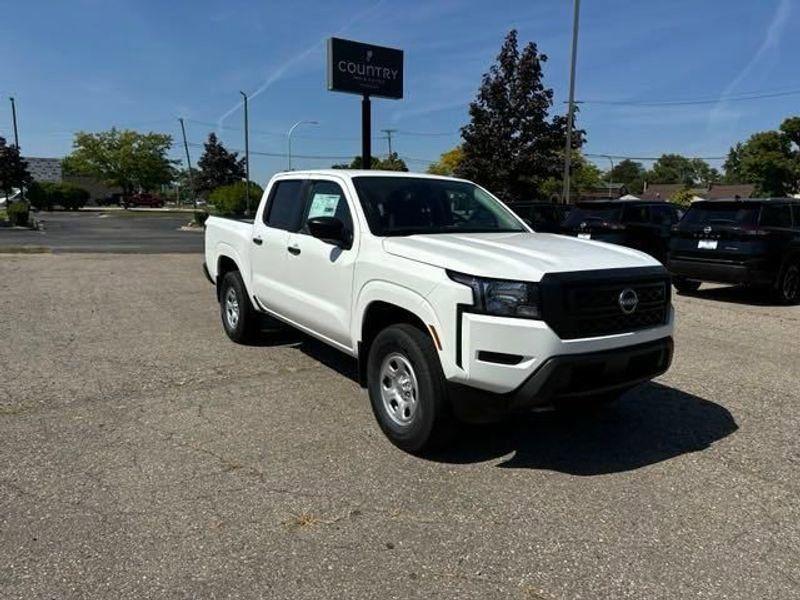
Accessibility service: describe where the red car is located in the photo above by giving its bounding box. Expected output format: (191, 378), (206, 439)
(123, 193), (165, 208)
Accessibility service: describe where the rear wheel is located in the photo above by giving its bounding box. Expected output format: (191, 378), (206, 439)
(367, 324), (455, 454)
(219, 271), (258, 343)
(673, 277), (701, 294)
(773, 259), (800, 305)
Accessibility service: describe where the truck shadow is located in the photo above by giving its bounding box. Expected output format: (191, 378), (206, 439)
(432, 382), (737, 474)
(252, 325), (737, 475)
(682, 285), (778, 307)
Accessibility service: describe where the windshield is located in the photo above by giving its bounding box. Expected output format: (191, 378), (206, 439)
(352, 176), (526, 236)
(564, 204), (623, 227)
(681, 203), (760, 228)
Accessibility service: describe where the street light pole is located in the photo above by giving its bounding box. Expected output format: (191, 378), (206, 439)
(9, 97), (19, 148)
(287, 120), (319, 171)
(381, 128), (397, 156)
(239, 91), (251, 216)
(562, 0), (581, 205)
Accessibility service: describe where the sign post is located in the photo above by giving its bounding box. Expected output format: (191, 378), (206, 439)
(327, 37), (403, 169)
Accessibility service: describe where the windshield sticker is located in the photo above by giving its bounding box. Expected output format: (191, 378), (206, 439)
(308, 193), (341, 219)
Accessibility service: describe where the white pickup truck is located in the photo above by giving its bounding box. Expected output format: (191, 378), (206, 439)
(204, 170), (674, 453)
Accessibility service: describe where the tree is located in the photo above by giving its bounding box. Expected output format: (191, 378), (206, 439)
(539, 152), (602, 200)
(332, 152), (408, 171)
(427, 147), (464, 176)
(63, 129), (175, 199)
(724, 130), (797, 196)
(455, 30), (577, 202)
(0, 136), (32, 196)
(671, 188), (695, 207)
(208, 181), (263, 216)
(196, 133), (245, 194)
(646, 154), (719, 187)
(605, 159), (646, 194)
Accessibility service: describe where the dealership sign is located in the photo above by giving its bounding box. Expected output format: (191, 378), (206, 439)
(327, 37), (403, 99)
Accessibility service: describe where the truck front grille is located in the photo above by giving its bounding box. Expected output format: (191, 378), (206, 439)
(540, 268), (670, 340)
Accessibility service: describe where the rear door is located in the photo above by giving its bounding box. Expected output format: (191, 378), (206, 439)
(759, 203), (794, 266)
(670, 201), (764, 263)
(250, 178), (307, 315)
(280, 177), (359, 350)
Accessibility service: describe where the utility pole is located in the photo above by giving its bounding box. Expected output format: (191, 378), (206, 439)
(562, 0), (581, 205)
(9, 97), (19, 148)
(239, 91), (251, 215)
(381, 128), (397, 156)
(178, 118), (195, 208)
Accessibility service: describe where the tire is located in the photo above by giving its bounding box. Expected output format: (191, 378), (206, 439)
(219, 271), (259, 343)
(673, 277), (701, 294)
(773, 258), (800, 305)
(367, 324), (455, 454)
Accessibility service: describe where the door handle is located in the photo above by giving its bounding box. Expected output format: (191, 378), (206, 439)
(252, 237), (263, 245)
(287, 246), (301, 255)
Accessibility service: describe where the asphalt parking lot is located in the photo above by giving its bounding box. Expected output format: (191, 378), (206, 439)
(0, 210), (202, 253)
(1, 253), (799, 599)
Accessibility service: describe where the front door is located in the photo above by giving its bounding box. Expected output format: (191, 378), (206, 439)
(281, 178), (358, 350)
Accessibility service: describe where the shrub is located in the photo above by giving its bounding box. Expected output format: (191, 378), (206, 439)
(670, 188), (695, 207)
(26, 182), (52, 211)
(193, 211), (209, 227)
(60, 184), (90, 211)
(7, 201), (30, 226)
(208, 181), (263, 216)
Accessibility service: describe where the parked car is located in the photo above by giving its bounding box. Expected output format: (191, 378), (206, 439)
(562, 200), (684, 263)
(123, 193), (164, 208)
(508, 201), (568, 233)
(204, 170), (674, 453)
(668, 198), (800, 303)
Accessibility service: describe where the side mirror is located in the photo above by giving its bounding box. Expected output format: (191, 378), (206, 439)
(307, 216), (351, 248)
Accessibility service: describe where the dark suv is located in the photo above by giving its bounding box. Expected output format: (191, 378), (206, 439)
(562, 200), (684, 263)
(508, 202), (568, 233)
(668, 199), (800, 304)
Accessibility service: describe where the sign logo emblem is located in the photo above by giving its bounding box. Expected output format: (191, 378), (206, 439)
(703, 226), (712, 234)
(618, 288), (639, 315)
(580, 221), (587, 229)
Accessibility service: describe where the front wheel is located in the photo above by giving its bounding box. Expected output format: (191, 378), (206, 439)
(773, 259), (800, 305)
(673, 277), (701, 294)
(219, 271), (258, 343)
(367, 324), (455, 454)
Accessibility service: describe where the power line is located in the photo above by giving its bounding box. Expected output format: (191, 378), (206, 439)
(584, 152), (727, 161)
(578, 87), (800, 107)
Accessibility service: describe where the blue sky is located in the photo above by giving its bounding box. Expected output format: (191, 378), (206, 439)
(2, 0), (798, 182)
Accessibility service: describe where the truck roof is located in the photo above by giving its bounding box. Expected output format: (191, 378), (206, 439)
(274, 169), (469, 183)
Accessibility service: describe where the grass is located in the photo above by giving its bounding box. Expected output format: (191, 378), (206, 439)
(0, 246), (51, 254)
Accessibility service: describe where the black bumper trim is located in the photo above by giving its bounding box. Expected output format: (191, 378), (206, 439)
(449, 337), (674, 423)
(668, 258), (772, 285)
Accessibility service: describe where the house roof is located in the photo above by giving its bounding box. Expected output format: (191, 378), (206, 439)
(640, 183), (683, 200)
(705, 183), (756, 200)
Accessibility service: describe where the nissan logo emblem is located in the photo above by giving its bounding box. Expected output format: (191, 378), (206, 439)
(703, 226), (712, 234)
(618, 288), (639, 315)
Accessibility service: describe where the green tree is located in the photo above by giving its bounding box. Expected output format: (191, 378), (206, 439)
(646, 154), (719, 187)
(332, 152), (408, 171)
(605, 159), (646, 194)
(63, 129), (175, 199)
(427, 147), (464, 176)
(455, 30), (577, 202)
(208, 181), (263, 216)
(539, 152), (601, 200)
(0, 136), (32, 196)
(724, 129), (797, 196)
(671, 188), (695, 207)
(196, 133), (245, 194)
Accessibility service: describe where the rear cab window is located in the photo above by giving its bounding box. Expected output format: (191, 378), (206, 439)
(264, 179), (305, 231)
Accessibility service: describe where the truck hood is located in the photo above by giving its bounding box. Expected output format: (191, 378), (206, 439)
(382, 232), (659, 280)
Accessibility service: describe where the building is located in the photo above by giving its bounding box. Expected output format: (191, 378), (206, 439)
(24, 157), (62, 183)
(704, 183), (756, 200)
(577, 183), (629, 201)
(640, 182), (756, 201)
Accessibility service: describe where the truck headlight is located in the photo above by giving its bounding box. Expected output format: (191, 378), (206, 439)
(447, 271), (541, 319)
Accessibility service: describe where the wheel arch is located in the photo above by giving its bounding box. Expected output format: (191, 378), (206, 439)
(355, 283), (446, 387)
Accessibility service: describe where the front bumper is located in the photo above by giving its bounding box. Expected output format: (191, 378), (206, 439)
(450, 337), (673, 422)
